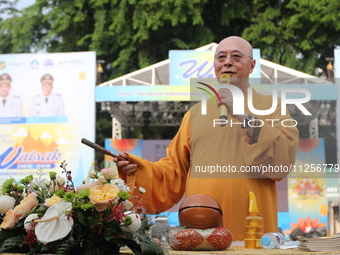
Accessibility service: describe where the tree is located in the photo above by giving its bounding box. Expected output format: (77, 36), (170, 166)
(0, 0), (256, 80)
(0, 0), (19, 36)
(242, 0), (340, 74)
(0, 0), (18, 18)
(2, 0), (340, 75)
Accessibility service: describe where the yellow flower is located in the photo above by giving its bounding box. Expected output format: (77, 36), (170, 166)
(44, 195), (62, 207)
(89, 184), (119, 210)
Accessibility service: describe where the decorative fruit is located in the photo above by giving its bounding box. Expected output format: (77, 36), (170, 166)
(167, 227), (233, 251)
(178, 194), (222, 229)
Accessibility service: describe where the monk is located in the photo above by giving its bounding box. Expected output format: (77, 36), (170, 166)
(114, 36), (299, 240)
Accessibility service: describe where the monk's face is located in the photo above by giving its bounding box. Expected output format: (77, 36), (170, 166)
(214, 37), (256, 88)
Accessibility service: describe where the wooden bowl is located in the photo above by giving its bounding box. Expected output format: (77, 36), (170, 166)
(178, 194), (222, 229)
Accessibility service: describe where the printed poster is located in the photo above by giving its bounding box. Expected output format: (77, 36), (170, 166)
(0, 52), (96, 185)
(279, 138), (328, 236)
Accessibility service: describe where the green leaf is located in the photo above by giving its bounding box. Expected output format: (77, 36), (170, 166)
(140, 241), (164, 255)
(0, 235), (25, 252)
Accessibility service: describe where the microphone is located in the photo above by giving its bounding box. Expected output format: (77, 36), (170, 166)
(219, 73), (230, 126)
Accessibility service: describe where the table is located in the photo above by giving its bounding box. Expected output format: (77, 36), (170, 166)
(3, 246), (340, 255)
(118, 246), (340, 255)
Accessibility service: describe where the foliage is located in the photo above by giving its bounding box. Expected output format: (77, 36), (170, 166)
(0, 0), (254, 79)
(1, 0), (339, 76)
(0, 162), (163, 255)
(0, 0), (18, 17)
(242, 0), (340, 74)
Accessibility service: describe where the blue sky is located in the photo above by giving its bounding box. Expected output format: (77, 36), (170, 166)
(1, 0), (36, 19)
(16, 0), (35, 9)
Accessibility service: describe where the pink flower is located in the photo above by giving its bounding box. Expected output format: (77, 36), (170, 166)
(76, 180), (98, 191)
(100, 167), (117, 180)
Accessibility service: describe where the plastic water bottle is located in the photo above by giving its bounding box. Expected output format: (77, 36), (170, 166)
(260, 232), (285, 249)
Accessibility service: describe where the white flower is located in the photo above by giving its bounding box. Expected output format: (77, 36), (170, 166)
(50, 176), (66, 192)
(139, 187), (146, 194)
(97, 175), (106, 184)
(120, 211), (142, 232)
(113, 178), (124, 186)
(30, 177), (49, 194)
(113, 178), (131, 192)
(88, 169), (97, 179)
(24, 213), (39, 232)
(56, 175), (65, 186)
(122, 200), (134, 211)
(64, 208), (72, 217)
(0, 195), (15, 214)
(35, 200), (73, 245)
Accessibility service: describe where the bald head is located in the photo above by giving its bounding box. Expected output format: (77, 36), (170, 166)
(214, 36), (255, 88)
(217, 36), (253, 58)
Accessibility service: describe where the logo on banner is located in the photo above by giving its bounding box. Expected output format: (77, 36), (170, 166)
(0, 134), (62, 170)
(30, 60), (39, 69)
(44, 59), (54, 68)
(179, 59), (215, 79)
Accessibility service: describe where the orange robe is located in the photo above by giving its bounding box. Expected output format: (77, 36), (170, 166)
(119, 87), (299, 241)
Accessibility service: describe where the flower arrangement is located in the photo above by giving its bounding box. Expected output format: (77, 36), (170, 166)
(0, 161), (163, 255)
